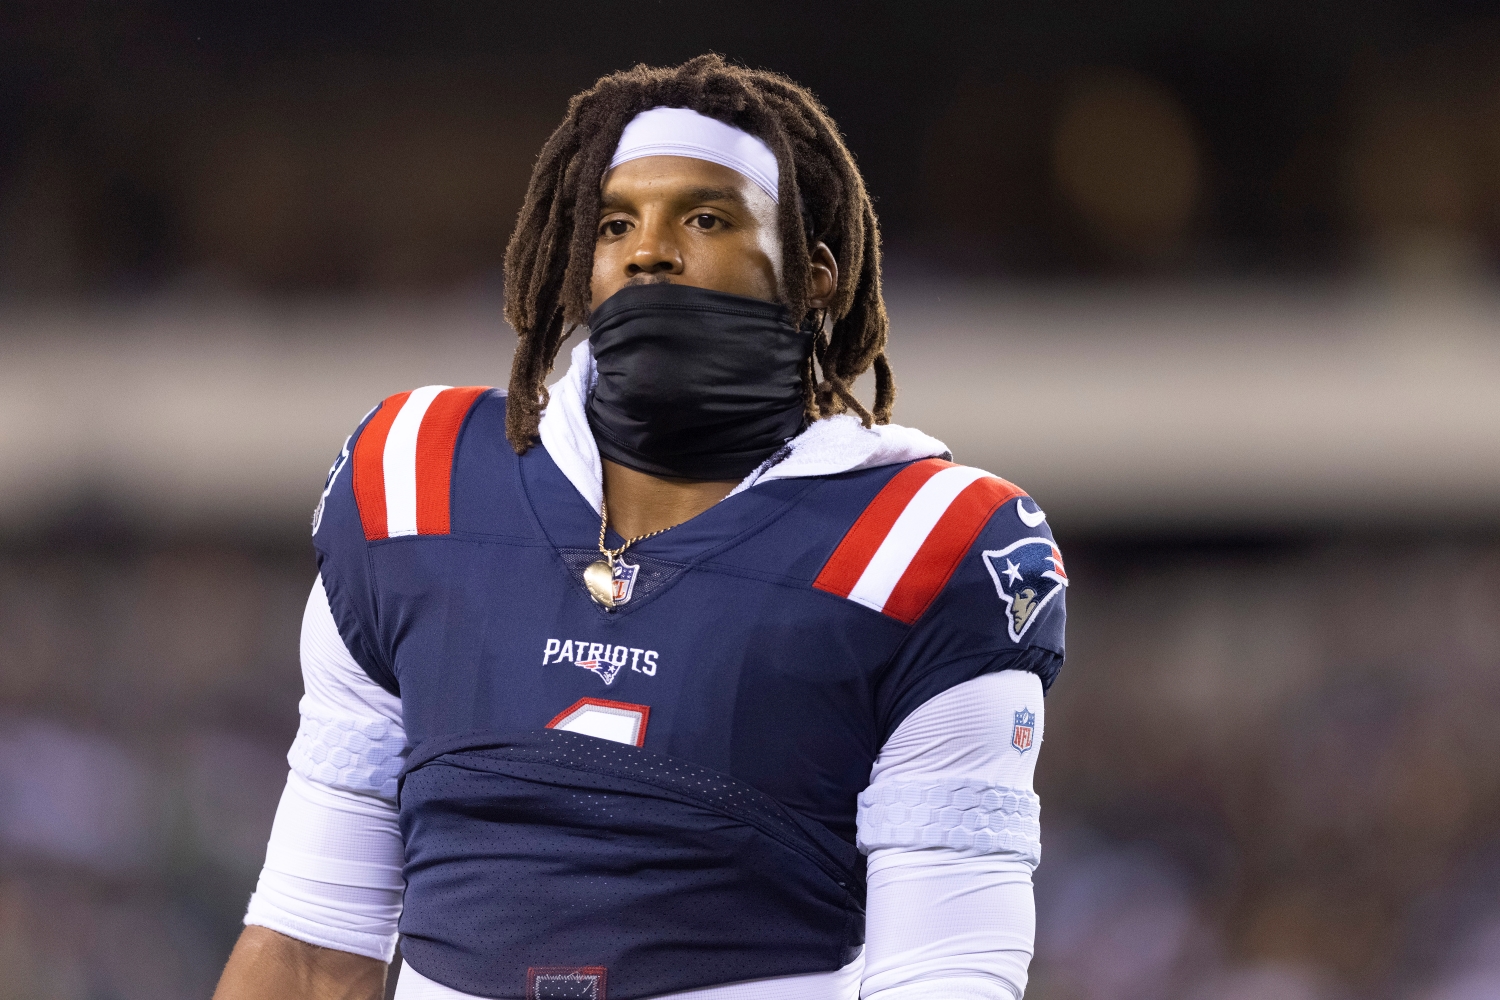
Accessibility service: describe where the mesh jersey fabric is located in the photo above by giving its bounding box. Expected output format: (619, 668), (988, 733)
(248, 581), (1045, 998)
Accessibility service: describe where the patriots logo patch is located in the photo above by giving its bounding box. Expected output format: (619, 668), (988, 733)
(575, 656), (624, 686)
(981, 537), (1069, 642)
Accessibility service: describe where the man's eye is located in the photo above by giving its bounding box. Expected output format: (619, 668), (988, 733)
(600, 219), (630, 237)
(690, 214), (721, 230)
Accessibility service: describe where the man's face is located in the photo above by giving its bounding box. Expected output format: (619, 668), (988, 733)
(590, 155), (783, 311)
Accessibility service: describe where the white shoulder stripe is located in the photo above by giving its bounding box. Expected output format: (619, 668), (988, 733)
(382, 385), (449, 538)
(846, 465), (990, 612)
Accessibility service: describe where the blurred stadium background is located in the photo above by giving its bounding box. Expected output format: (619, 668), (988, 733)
(3, 3), (1500, 998)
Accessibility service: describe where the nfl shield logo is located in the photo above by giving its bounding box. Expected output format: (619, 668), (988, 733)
(611, 560), (639, 605)
(1012, 708), (1035, 754)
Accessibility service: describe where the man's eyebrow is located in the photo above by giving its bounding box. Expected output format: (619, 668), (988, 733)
(682, 187), (742, 202)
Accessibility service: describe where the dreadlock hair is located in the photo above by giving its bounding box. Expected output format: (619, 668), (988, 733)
(502, 53), (895, 454)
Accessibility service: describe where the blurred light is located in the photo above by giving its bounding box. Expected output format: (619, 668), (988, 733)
(1051, 71), (1202, 258)
(178, 73), (550, 292)
(1184, 962), (1345, 1000)
(0, 719), (157, 873)
(1344, 95), (1484, 281)
(0, 151), (84, 296)
(918, 77), (1053, 245)
(182, 729), (287, 872)
(1036, 836), (1208, 999)
(1415, 914), (1500, 1000)
(1418, 971), (1500, 1000)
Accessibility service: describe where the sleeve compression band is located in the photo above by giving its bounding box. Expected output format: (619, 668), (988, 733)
(242, 577), (406, 962)
(857, 669), (1044, 1000)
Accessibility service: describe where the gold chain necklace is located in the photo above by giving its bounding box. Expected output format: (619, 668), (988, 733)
(584, 500), (678, 610)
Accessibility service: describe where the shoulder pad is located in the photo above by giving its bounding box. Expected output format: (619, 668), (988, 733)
(813, 458), (1029, 624)
(351, 385), (491, 540)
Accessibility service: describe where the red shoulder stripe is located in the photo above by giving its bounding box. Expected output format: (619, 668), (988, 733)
(414, 386), (490, 535)
(813, 458), (953, 598)
(351, 391), (411, 542)
(881, 475), (1024, 624)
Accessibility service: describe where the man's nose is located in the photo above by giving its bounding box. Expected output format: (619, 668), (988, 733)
(625, 220), (683, 276)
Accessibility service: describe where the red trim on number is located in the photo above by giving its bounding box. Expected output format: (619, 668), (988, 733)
(413, 386), (490, 535)
(546, 697), (651, 747)
(881, 476), (1026, 624)
(350, 391), (410, 541)
(812, 458), (953, 598)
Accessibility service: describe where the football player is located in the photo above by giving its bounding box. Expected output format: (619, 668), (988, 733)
(213, 55), (1066, 1000)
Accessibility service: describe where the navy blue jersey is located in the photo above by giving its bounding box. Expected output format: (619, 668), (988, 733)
(312, 386), (1067, 999)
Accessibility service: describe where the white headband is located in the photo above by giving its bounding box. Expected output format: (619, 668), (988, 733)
(608, 107), (780, 203)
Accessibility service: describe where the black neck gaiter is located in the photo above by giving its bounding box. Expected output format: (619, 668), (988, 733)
(586, 283), (814, 481)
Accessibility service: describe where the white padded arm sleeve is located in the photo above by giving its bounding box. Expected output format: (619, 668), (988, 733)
(858, 669), (1046, 1000)
(243, 576), (407, 962)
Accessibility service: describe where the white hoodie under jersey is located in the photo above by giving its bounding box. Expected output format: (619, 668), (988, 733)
(244, 341), (1047, 1000)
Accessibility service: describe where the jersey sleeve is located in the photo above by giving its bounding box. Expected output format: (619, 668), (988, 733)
(310, 400), (397, 694)
(858, 670), (1044, 998)
(242, 577), (406, 960)
(310, 385), (496, 696)
(872, 485), (1067, 741)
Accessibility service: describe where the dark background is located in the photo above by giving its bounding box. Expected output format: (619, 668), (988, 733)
(9, 0), (1500, 296)
(2, 4), (1499, 999)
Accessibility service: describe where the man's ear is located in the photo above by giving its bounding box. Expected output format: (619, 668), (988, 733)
(806, 242), (838, 311)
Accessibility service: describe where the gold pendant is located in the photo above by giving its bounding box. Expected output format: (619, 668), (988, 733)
(584, 559), (616, 609)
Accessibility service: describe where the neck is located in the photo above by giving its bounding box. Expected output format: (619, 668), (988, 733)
(601, 459), (739, 539)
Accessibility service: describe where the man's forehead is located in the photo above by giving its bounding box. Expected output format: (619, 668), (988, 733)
(608, 107), (780, 203)
(600, 156), (768, 206)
